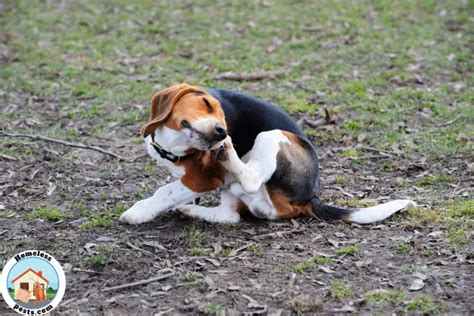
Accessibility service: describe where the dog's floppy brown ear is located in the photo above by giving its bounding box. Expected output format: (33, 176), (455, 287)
(141, 83), (204, 137)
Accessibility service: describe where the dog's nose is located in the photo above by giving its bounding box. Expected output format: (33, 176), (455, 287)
(213, 124), (227, 141)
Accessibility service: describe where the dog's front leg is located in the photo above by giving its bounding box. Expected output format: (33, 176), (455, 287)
(120, 180), (202, 224)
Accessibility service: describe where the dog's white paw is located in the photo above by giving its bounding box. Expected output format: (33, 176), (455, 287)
(119, 201), (155, 225)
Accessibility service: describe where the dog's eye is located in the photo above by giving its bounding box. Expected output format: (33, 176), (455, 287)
(203, 98), (213, 113)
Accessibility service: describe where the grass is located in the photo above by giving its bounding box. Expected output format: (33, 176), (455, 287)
(392, 242), (411, 254)
(27, 206), (66, 221)
(336, 245), (358, 256)
(87, 245), (113, 267)
(0, 1), (471, 162)
(190, 247), (210, 256)
(80, 202), (128, 231)
(416, 174), (452, 186)
(294, 256), (333, 274)
(408, 296), (440, 314)
(330, 280), (352, 298)
(180, 272), (200, 283)
(186, 227), (208, 248)
(401, 199), (473, 245)
(203, 302), (221, 314)
(336, 175), (347, 185)
(365, 289), (407, 305)
(248, 243), (265, 256)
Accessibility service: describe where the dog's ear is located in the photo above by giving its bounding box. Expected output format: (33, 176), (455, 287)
(141, 83), (204, 137)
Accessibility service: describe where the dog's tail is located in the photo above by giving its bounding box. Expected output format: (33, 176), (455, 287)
(311, 199), (415, 224)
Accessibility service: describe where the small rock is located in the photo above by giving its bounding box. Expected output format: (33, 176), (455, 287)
(295, 244), (305, 252)
(409, 279), (425, 291)
(412, 272), (427, 281)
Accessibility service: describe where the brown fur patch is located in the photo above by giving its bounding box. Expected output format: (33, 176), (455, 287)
(166, 92), (226, 132)
(141, 83), (205, 137)
(281, 130), (302, 145)
(142, 83), (229, 193)
(176, 151), (228, 193)
(235, 200), (250, 215)
(268, 188), (313, 219)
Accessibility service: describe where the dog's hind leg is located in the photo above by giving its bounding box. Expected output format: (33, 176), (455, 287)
(179, 190), (241, 224)
(221, 131), (290, 194)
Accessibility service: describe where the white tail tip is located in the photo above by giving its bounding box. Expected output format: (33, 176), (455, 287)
(349, 199), (416, 224)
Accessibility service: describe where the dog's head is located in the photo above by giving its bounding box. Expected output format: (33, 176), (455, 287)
(141, 83), (227, 151)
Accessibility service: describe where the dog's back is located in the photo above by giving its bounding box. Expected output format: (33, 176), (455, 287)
(205, 88), (305, 157)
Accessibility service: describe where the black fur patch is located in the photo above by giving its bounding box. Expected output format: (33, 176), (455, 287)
(204, 88), (305, 157)
(266, 136), (320, 205)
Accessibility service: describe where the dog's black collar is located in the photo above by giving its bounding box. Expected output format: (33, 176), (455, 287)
(150, 132), (181, 163)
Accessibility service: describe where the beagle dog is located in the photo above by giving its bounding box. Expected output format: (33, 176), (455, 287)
(120, 83), (413, 225)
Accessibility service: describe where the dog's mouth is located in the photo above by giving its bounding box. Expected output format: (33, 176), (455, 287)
(182, 120), (227, 151)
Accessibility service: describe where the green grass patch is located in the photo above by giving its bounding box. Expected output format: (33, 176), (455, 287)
(79, 202), (127, 231)
(27, 206), (66, 221)
(391, 242), (411, 254)
(190, 247), (210, 256)
(294, 256), (332, 274)
(408, 296), (439, 314)
(365, 289), (407, 305)
(336, 175), (347, 185)
(330, 280), (352, 298)
(186, 227), (208, 248)
(248, 243), (265, 256)
(402, 200), (473, 245)
(336, 245), (358, 256)
(203, 302), (221, 314)
(313, 256), (332, 265)
(86, 245), (113, 267)
(416, 174), (452, 186)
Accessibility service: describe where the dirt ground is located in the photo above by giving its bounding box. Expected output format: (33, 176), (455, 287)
(0, 113), (472, 315)
(1, 1), (473, 315)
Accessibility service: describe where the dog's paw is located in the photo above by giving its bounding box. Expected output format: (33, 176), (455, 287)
(240, 172), (261, 193)
(223, 135), (234, 150)
(119, 201), (155, 225)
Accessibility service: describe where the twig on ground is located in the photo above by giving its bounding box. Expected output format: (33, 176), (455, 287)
(298, 108), (333, 128)
(357, 145), (398, 156)
(438, 114), (461, 127)
(227, 243), (254, 257)
(335, 186), (355, 198)
(126, 241), (153, 255)
(0, 131), (143, 162)
(101, 268), (175, 292)
(252, 229), (301, 240)
(72, 268), (109, 275)
(215, 68), (291, 81)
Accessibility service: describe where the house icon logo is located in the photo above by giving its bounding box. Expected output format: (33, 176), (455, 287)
(1, 250), (66, 314)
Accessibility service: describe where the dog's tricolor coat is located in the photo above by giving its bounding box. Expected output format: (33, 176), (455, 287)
(120, 83), (413, 225)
